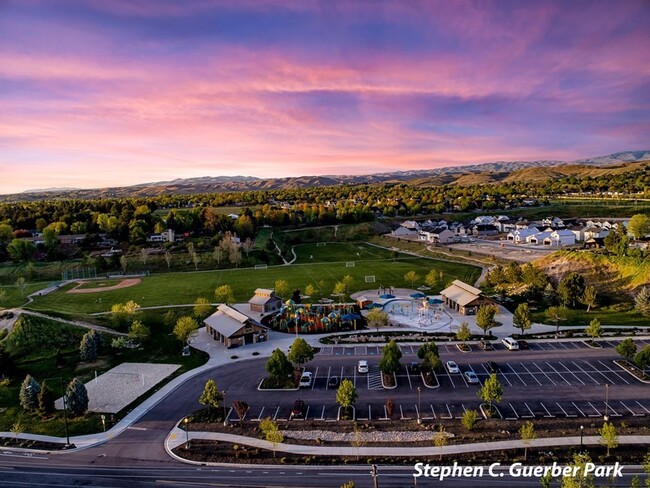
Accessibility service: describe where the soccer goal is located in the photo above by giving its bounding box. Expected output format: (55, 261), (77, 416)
(365, 275), (376, 283)
(346, 261), (355, 268)
(316, 242), (327, 247)
(254, 264), (268, 270)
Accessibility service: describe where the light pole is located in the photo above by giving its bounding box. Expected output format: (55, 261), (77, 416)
(222, 390), (228, 426)
(417, 387), (422, 424)
(183, 417), (190, 449)
(604, 384), (610, 421)
(580, 425), (584, 453)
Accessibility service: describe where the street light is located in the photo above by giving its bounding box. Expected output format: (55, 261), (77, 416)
(222, 390), (228, 426)
(580, 425), (584, 452)
(604, 384), (610, 421)
(417, 387), (422, 424)
(183, 417), (190, 449)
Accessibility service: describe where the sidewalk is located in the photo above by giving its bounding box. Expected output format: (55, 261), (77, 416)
(165, 427), (650, 459)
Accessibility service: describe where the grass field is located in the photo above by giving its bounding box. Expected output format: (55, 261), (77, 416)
(26, 243), (481, 316)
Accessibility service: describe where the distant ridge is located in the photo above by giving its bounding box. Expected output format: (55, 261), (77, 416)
(4, 150), (649, 202)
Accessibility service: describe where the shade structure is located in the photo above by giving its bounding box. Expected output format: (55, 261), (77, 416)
(379, 294), (395, 299)
(410, 292), (426, 299)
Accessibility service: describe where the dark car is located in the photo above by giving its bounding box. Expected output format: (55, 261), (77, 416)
(486, 361), (500, 373)
(408, 362), (421, 373)
(328, 376), (340, 388)
(291, 399), (305, 418)
(517, 340), (529, 350)
(479, 340), (494, 351)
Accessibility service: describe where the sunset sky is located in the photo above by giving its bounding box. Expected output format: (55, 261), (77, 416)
(1, 0), (649, 194)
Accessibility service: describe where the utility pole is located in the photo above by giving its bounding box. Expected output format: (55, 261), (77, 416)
(370, 464), (379, 488)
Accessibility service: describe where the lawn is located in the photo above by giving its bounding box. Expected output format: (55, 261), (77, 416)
(531, 308), (648, 327)
(26, 244), (481, 316)
(1, 282), (49, 308)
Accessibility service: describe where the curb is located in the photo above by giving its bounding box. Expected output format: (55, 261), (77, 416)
(420, 371), (440, 389)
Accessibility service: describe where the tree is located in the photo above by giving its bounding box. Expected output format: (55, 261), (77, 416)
(173, 316), (199, 346)
(7, 239), (36, 263)
(385, 397), (395, 420)
(424, 269), (438, 289)
(634, 345), (650, 372)
(616, 338), (637, 363)
(417, 342), (439, 361)
(265, 349), (293, 380)
(604, 226), (629, 256)
(340, 482), (355, 488)
(379, 340), (402, 375)
(11, 421), (23, 443)
(341, 275), (354, 291)
(350, 422), (363, 460)
(304, 284), (316, 297)
(561, 453), (595, 488)
(332, 281), (347, 296)
(585, 318), (602, 344)
(199, 379), (222, 414)
(478, 373), (503, 415)
(287, 338), (314, 368)
(274, 279), (289, 298)
(37, 381), (55, 416)
(336, 379), (358, 410)
(558, 273), (586, 308)
(404, 271), (420, 288)
(599, 422), (618, 457)
(628, 214), (650, 239)
(120, 255), (128, 274)
(512, 303), (532, 336)
(79, 330), (98, 361)
(128, 320), (150, 341)
(164, 250), (173, 270)
(543, 283), (558, 306)
(259, 417), (283, 457)
(545, 306), (569, 334)
(476, 305), (498, 338)
(365, 308), (388, 332)
(635, 287), (650, 316)
(140, 248), (148, 267)
(193, 297), (212, 319)
(461, 409), (479, 431)
(232, 400), (249, 423)
(65, 377), (89, 416)
(214, 284), (234, 304)
(519, 421), (536, 460)
(242, 238), (255, 257)
(19, 374), (40, 411)
(433, 425), (447, 460)
(456, 322), (471, 344)
(580, 286), (598, 312)
(15, 277), (26, 299)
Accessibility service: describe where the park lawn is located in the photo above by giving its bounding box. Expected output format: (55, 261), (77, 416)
(1, 282), (49, 308)
(292, 242), (394, 263)
(26, 254), (481, 317)
(531, 308), (648, 328)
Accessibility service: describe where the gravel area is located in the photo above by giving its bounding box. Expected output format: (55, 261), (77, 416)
(55, 362), (180, 413)
(285, 429), (452, 443)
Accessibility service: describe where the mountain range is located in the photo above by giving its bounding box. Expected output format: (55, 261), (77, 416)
(5, 150), (650, 202)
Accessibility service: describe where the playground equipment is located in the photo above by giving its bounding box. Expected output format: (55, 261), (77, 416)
(268, 300), (362, 334)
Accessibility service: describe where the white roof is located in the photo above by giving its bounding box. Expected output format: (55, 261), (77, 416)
(204, 304), (261, 338)
(440, 280), (484, 307)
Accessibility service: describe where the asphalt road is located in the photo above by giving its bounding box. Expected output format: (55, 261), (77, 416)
(0, 339), (646, 487)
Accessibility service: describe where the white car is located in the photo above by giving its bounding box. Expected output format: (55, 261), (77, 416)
(299, 371), (313, 387)
(357, 360), (369, 374)
(446, 360), (460, 374)
(502, 337), (520, 350)
(464, 371), (479, 384)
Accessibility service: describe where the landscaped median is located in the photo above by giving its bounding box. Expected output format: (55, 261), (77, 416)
(614, 359), (650, 383)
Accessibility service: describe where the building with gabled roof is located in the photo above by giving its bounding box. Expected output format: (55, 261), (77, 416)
(204, 304), (268, 348)
(249, 288), (283, 314)
(440, 280), (496, 315)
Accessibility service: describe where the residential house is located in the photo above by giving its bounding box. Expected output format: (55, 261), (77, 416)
(472, 224), (499, 237)
(567, 224), (586, 242)
(543, 229), (576, 247)
(508, 228), (538, 243)
(389, 226), (418, 238)
(421, 227), (455, 244)
(527, 231), (552, 245)
(584, 227), (610, 240)
(401, 220), (420, 230)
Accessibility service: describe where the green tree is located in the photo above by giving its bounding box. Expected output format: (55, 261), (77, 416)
(7, 239), (36, 263)
(304, 284), (316, 297)
(628, 214), (650, 239)
(461, 409), (479, 431)
(580, 285), (598, 312)
(599, 422), (618, 457)
(15, 277), (26, 299)
(128, 320), (150, 341)
(19, 374), (40, 411)
(615, 338), (637, 363)
(0, 223), (13, 243)
(37, 381), (55, 416)
(543, 283), (558, 306)
(404, 270), (420, 288)
(560, 453), (595, 488)
(259, 417), (283, 457)
(365, 308), (388, 332)
(340, 482), (356, 488)
(456, 322), (471, 344)
(424, 269), (438, 289)
(287, 338), (315, 368)
(214, 284), (235, 304)
(476, 305), (498, 338)
(417, 342), (439, 361)
(558, 273), (586, 308)
(199, 379), (222, 414)
(341, 275), (354, 291)
(379, 339), (402, 375)
(478, 373), (503, 415)
(585, 318), (602, 344)
(519, 421), (536, 460)
(545, 305), (569, 334)
(173, 316), (199, 346)
(65, 377), (89, 417)
(332, 281), (347, 296)
(512, 303), (532, 336)
(634, 345), (650, 372)
(604, 226), (629, 257)
(265, 349), (293, 380)
(336, 379), (358, 410)
(635, 287), (650, 316)
(433, 425), (447, 460)
(120, 255), (128, 274)
(193, 297), (212, 319)
(274, 279), (289, 298)
(79, 330), (98, 361)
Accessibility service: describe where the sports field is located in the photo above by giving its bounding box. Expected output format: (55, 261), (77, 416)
(26, 243), (481, 316)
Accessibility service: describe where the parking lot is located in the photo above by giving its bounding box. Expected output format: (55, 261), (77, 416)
(217, 338), (650, 425)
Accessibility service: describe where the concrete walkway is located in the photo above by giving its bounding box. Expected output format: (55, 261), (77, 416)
(166, 427), (650, 459)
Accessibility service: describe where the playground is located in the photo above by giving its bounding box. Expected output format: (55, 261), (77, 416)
(265, 300), (363, 334)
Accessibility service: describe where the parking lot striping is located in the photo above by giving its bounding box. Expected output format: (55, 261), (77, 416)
(529, 343), (543, 350)
(571, 361), (600, 385)
(325, 366), (331, 390)
(399, 405), (409, 420)
(635, 402), (650, 415)
(318, 406), (325, 420)
(368, 405), (372, 420)
(585, 402), (601, 417)
(273, 406), (280, 420)
(256, 407), (265, 421)
(556, 402), (575, 418)
(532, 363), (556, 386)
(571, 402), (586, 417)
(544, 342), (557, 350)
(459, 369), (469, 388)
(569, 342), (581, 349)
(519, 363), (543, 386)
(505, 363), (527, 386)
(523, 403), (535, 419)
(414, 404), (419, 419)
(603, 402), (621, 417)
(545, 362), (572, 385)
(540, 402), (554, 418)
(353, 366), (356, 387)
(596, 360), (630, 385)
(303, 406), (310, 420)
(508, 403), (519, 420)
(445, 370), (456, 389)
(404, 365), (413, 389)
(312, 367), (319, 390)
(481, 363), (512, 387)
(430, 405), (437, 419)
(619, 401), (643, 417)
(442, 404), (453, 419)
(557, 362), (586, 385)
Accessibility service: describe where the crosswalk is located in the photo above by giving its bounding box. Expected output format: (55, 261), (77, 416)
(367, 365), (383, 390)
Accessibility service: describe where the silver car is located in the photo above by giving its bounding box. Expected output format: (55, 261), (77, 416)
(446, 360), (460, 374)
(464, 371), (479, 384)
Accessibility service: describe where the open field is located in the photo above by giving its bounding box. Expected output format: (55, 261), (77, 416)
(26, 244), (481, 316)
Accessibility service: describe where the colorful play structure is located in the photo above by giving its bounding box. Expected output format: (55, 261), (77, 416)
(266, 299), (363, 334)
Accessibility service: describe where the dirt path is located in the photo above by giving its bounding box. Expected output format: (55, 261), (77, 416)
(67, 278), (142, 294)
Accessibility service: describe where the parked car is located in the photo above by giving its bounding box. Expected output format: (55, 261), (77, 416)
(485, 361), (500, 373)
(299, 371), (313, 387)
(291, 399), (305, 418)
(328, 376), (340, 388)
(517, 340), (529, 350)
(357, 360), (369, 374)
(408, 362), (420, 373)
(464, 371), (479, 384)
(502, 337), (520, 350)
(446, 360), (460, 374)
(479, 340), (494, 351)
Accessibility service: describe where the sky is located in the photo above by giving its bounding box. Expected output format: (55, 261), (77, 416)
(1, 0), (649, 194)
